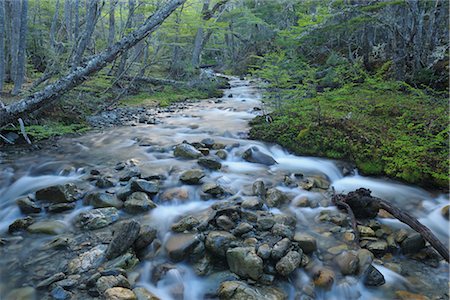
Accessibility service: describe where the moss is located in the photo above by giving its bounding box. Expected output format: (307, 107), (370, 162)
(249, 78), (448, 188)
(5, 122), (90, 141)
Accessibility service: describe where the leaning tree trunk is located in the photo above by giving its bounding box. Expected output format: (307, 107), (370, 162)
(0, 0), (186, 127)
(0, 0), (5, 92)
(12, 0), (28, 95)
(115, 0), (135, 78)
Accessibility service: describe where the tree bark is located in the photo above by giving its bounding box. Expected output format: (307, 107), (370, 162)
(115, 0), (135, 78)
(64, 0), (72, 42)
(0, 0), (5, 92)
(73, 0), (79, 41)
(9, 0), (20, 86)
(108, 0), (116, 48)
(0, 0), (186, 127)
(69, 0), (102, 71)
(50, 0), (61, 50)
(12, 0), (28, 95)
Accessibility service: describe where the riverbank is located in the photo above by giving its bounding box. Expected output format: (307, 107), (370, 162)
(249, 79), (448, 190)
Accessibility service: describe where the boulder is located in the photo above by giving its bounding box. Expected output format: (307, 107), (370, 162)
(85, 192), (123, 209)
(27, 220), (66, 235)
(241, 197), (262, 210)
(48, 203), (76, 213)
(35, 183), (77, 203)
(252, 180), (266, 198)
(271, 238), (291, 260)
(216, 150), (228, 160)
(160, 187), (190, 202)
(74, 207), (120, 230)
(363, 265), (385, 286)
(218, 281), (286, 300)
(171, 215), (200, 232)
(180, 169), (205, 185)
(205, 231), (236, 257)
(275, 251), (302, 276)
(106, 220), (141, 260)
(226, 247), (264, 280)
(216, 215), (235, 231)
(104, 287), (137, 300)
(96, 274), (130, 293)
(174, 143), (202, 159)
(133, 287), (161, 300)
(165, 233), (200, 262)
(265, 188), (288, 208)
(68, 245), (107, 274)
(198, 157), (222, 170)
(293, 233), (317, 254)
(16, 197), (41, 214)
(201, 138), (215, 148)
(202, 182), (225, 196)
(96, 176), (115, 188)
(441, 205), (449, 220)
(313, 268), (335, 290)
(9, 216), (34, 233)
(242, 146), (277, 165)
(131, 179), (160, 195)
(335, 251), (359, 275)
(401, 233), (425, 254)
(124, 192), (157, 213)
(134, 225), (157, 250)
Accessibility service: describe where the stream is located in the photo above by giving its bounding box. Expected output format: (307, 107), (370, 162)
(0, 76), (448, 300)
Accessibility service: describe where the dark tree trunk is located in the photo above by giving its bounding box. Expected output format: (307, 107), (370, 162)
(12, 0), (28, 95)
(0, 0), (5, 91)
(0, 0), (186, 127)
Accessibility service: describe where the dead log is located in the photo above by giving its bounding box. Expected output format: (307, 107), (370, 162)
(332, 188), (449, 262)
(0, 0), (185, 127)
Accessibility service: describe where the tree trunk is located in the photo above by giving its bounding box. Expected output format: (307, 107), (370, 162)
(50, 0), (60, 50)
(0, 0), (5, 92)
(108, 0), (116, 48)
(9, 0), (20, 87)
(0, 0), (185, 127)
(12, 0), (28, 95)
(115, 0), (135, 78)
(73, 0), (79, 41)
(64, 0), (72, 42)
(69, 0), (101, 70)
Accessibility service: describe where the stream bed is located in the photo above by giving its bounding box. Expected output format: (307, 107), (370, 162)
(0, 76), (448, 300)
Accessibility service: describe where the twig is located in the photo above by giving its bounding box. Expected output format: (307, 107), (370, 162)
(0, 133), (14, 144)
(18, 118), (32, 145)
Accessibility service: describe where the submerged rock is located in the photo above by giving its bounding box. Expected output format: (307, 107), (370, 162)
(242, 146), (277, 165)
(401, 233), (425, 254)
(27, 220), (66, 235)
(202, 182), (225, 196)
(165, 233), (200, 262)
(86, 192), (123, 209)
(131, 179), (160, 195)
(293, 233), (317, 254)
(198, 156), (222, 170)
(218, 281), (286, 300)
(275, 251), (302, 276)
(335, 251), (359, 275)
(265, 188), (288, 208)
(205, 231), (236, 257)
(313, 268), (335, 290)
(9, 216), (34, 233)
(16, 196), (41, 214)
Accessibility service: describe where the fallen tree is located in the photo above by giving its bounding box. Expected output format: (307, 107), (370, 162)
(332, 188), (449, 262)
(0, 0), (186, 127)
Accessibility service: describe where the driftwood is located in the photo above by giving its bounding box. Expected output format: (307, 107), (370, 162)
(0, 0), (185, 127)
(332, 188), (449, 262)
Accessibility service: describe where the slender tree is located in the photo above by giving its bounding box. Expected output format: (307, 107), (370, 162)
(0, 0), (5, 92)
(12, 0), (28, 95)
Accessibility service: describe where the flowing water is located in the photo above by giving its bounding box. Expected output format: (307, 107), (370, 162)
(0, 76), (448, 299)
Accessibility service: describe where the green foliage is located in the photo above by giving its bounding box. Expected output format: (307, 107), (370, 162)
(249, 78), (448, 188)
(9, 123), (90, 141)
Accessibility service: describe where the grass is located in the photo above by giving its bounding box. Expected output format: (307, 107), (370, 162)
(4, 122), (90, 141)
(249, 78), (448, 188)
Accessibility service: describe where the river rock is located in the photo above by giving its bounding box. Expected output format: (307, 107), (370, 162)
(119, 167), (141, 181)
(366, 240), (388, 255)
(50, 286), (72, 300)
(293, 233), (317, 254)
(257, 215), (275, 230)
(174, 143), (202, 159)
(106, 220), (141, 260)
(36, 272), (65, 289)
(27, 220), (66, 235)
(218, 281), (286, 300)
(74, 207), (120, 229)
(133, 287), (161, 300)
(233, 222), (253, 236)
(96, 274), (130, 293)
(252, 180), (266, 198)
(395, 229), (409, 243)
(276, 250), (302, 276)
(134, 225), (157, 250)
(104, 252), (139, 270)
(441, 205), (449, 220)
(401, 233), (425, 254)
(363, 265), (385, 286)
(358, 225), (376, 237)
(198, 156), (222, 170)
(160, 187), (190, 202)
(216, 215), (235, 231)
(68, 245), (107, 273)
(241, 197), (262, 210)
(257, 244), (271, 260)
(242, 146), (277, 165)
(272, 238), (291, 260)
(9, 216), (34, 233)
(356, 249), (374, 274)
(205, 231), (236, 257)
(313, 268), (335, 290)
(48, 202), (76, 213)
(104, 287), (137, 300)
(272, 223), (294, 239)
(202, 182), (225, 196)
(131, 179), (160, 195)
(180, 169), (205, 184)
(96, 176), (115, 188)
(86, 192), (123, 209)
(165, 233), (200, 262)
(395, 290), (430, 300)
(172, 215), (200, 232)
(335, 251), (359, 275)
(35, 183), (77, 203)
(201, 138), (215, 148)
(265, 188), (288, 208)
(226, 247), (264, 280)
(5, 287), (36, 300)
(16, 196), (41, 214)
(124, 192), (156, 213)
(216, 149), (228, 160)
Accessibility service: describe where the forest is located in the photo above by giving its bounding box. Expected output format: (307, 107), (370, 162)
(0, 0), (448, 300)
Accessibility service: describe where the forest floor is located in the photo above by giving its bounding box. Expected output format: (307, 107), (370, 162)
(249, 79), (448, 189)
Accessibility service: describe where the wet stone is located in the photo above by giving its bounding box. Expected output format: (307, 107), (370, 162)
(257, 244), (271, 260)
(174, 143), (202, 159)
(257, 216), (275, 230)
(124, 192), (157, 213)
(218, 281), (286, 300)
(50, 286), (72, 300)
(216, 215), (235, 231)
(313, 268), (335, 290)
(171, 215), (200, 232)
(242, 146), (277, 165)
(293, 233), (317, 254)
(202, 182), (225, 196)
(198, 156), (222, 170)
(48, 202), (76, 213)
(401, 233), (425, 254)
(9, 216), (34, 233)
(363, 265), (385, 286)
(134, 225), (157, 250)
(233, 222), (253, 236)
(96, 177), (115, 188)
(265, 188), (288, 208)
(271, 223), (294, 239)
(36, 272), (65, 289)
(74, 207), (120, 230)
(335, 251), (359, 275)
(205, 231), (236, 257)
(276, 250), (302, 276)
(215, 149), (228, 160)
(180, 169), (205, 185)
(226, 247), (264, 280)
(96, 274), (130, 293)
(16, 196), (41, 214)
(106, 220), (141, 260)
(133, 287), (161, 300)
(35, 183), (77, 203)
(86, 192), (123, 209)
(272, 238), (291, 260)
(27, 220), (66, 235)
(104, 287), (137, 300)
(241, 197), (262, 210)
(68, 245), (107, 274)
(131, 179), (160, 195)
(165, 233), (200, 262)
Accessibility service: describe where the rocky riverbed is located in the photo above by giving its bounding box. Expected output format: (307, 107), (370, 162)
(0, 76), (448, 300)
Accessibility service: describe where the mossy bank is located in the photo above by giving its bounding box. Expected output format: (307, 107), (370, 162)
(249, 79), (448, 189)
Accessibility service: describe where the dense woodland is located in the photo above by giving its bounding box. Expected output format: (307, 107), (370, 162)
(0, 0), (448, 186)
